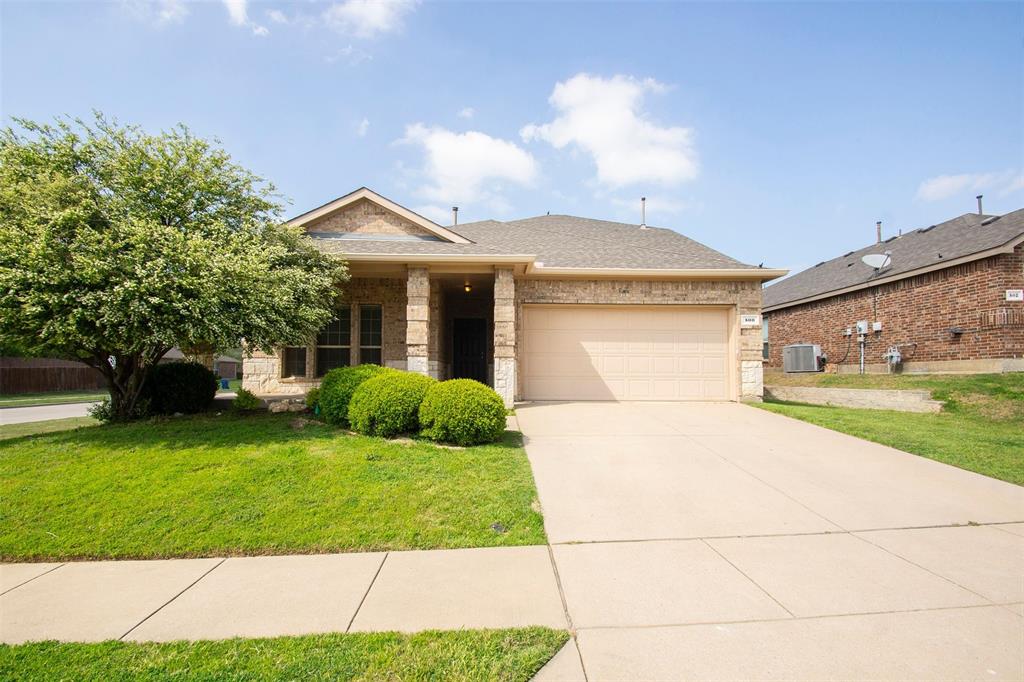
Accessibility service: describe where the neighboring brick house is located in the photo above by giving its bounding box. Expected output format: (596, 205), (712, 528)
(762, 209), (1024, 374)
(242, 187), (785, 405)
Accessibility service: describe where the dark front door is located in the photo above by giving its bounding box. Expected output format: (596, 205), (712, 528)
(453, 318), (488, 384)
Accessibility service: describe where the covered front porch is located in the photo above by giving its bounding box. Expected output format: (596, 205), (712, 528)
(406, 265), (516, 406)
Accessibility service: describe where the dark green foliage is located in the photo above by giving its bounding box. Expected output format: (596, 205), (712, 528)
(318, 364), (394, 426)
(144, 362), (217, 415)
(348, 371), (436, 438)
(420, 379), (507, 446)
(304, 387), (321, 410)
(232, 387), (261, 412)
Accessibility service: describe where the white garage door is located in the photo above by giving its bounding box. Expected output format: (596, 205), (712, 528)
(522, 305), (731, 401)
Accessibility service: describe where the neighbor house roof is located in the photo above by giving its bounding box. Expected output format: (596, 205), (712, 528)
(763, 209), (1024, 312)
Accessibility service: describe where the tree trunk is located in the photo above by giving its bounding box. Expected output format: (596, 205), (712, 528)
(89, 351), (161, 421)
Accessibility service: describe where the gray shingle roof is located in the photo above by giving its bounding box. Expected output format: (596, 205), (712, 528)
(310, 213), (757, 270)
(456, 215), (757, 269)
(763, 209), (1024, 310)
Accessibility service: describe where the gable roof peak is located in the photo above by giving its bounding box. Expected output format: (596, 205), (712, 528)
(288, 187), (471, 244)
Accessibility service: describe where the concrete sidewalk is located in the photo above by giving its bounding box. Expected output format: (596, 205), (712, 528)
(0, 545), (567, 644)
(0, 401), (99, 425)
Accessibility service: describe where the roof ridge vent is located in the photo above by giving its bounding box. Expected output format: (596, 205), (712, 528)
(920, 224), (937, 233)
(981, 215), (1000, 226)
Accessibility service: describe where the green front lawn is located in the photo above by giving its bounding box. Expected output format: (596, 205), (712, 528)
(0, 389), (106, 408)
(758, 372), (1024, 485)
(0, 628), (569, 682)
(0, 413), (546, 561)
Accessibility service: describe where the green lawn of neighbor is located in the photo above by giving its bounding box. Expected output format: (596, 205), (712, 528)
(0, 390), (106, 408)
(0, 413), (546, 561)
(0, 628), (569, 682)
(759, 372), (1024, 485)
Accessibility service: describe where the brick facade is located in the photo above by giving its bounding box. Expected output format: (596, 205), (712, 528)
(305, 198), (432, 237)
(764, 244), (1024, 372)
(514, 278), (765, 399)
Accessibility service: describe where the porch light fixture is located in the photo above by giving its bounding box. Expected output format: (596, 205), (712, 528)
(463, 282), (472, 293)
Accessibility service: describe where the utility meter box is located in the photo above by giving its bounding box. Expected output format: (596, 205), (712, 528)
(855, 320), (869, 335)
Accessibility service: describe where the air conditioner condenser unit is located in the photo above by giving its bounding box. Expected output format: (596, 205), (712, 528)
(783, 344), (824, 373)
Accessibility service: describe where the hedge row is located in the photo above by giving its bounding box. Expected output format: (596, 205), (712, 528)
(311, 365), (507, 445)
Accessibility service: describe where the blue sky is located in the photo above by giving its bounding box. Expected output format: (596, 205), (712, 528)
(2, 1), (1022, 274)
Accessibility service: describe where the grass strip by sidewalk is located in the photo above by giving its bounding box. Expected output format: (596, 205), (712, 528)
(0, 390), (106, 408)
(0, 417), (98, 442)
(756, 401), (1024, 485)
(0, 412), (547, 561)
(0, 627), (570, 682)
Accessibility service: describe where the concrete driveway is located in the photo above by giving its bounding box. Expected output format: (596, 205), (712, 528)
(520, 401), (1024, 681)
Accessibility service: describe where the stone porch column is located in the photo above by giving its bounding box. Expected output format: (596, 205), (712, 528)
(406, 266), (430, 375)
(493, 267), (516, 407)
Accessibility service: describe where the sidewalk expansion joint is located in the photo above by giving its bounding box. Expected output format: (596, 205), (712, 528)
(118, 557), (226, 641)
(571, 601), (1014, 632)
(545, 542), (589, 682)
(0, 563), (66, 597)
(346, 552), (388, 633)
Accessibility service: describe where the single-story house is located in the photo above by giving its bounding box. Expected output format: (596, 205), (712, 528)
(762, 207), (1024, 374)
(161, 348), (241, 379)
(242, 187), (786, 406)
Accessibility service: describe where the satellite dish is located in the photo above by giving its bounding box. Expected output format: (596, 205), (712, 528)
(861, 252), (892, 270)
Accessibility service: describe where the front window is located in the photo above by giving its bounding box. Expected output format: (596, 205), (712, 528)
(282, 347), (307, 378)
(316, 307), (352, 376)
(359, 304), (383, 366)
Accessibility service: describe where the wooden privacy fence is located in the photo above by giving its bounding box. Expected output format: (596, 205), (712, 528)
(0, 357), (106, 394)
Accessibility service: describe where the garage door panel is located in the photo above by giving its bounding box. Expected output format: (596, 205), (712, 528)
(523, 306), (731, 401)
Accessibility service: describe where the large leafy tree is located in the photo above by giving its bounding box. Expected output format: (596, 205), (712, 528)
(0, 115), (346, 419)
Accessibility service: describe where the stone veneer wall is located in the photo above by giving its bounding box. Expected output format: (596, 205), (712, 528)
(514, 278), (765, 400)
(405, 267), (430, 375)
(242, 277), (408, 395)
(493, 268), (516, 407)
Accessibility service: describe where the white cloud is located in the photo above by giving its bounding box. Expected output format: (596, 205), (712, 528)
(521, 73), (698, 188)
(222, 0), (268, 36)
(325, 44), (372, 65)
(266, 9), (289, 24)
(916, 170), (1022, 202)
(323, 0), (419, 38)
(356, 117), (370, 137)
(122, 0), (189, 26)
(398, 123), (537, 214)
(458, 107), (475, 119)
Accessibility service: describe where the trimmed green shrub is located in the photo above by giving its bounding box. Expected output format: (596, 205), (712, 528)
(348, 370), (436, 437)
(144, 362), (218, 415)
(318, 364), (394, 426)
(419, 379), (507, 446)
(232, 387), (261, 412)
(304, 387), (321, 410)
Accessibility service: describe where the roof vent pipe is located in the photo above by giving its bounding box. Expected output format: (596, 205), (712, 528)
(640, 197), (647, 229)
(976, 194), (983, 215)
(452, 206), (458, 226)
(876, 221), (882, 244)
